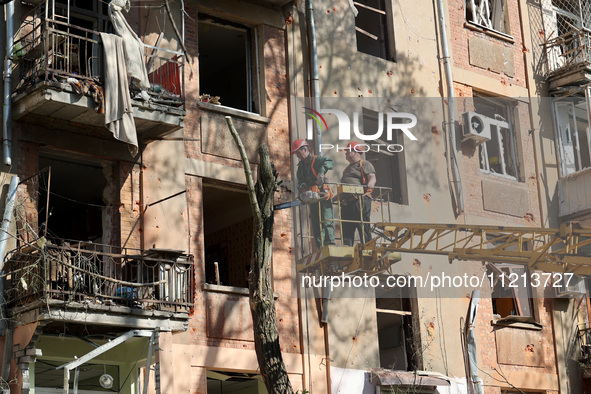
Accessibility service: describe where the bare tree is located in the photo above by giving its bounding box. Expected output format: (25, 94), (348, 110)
(226, 117), (294, 393)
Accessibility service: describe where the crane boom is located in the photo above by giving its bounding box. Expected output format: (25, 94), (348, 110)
(357, 222), (591, 275)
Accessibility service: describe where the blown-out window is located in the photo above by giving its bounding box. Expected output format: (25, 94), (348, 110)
(465, 0), (510, 34)
(198, 15), (260, 113)
(354, 0), (395, 61)
(475, 95), (519, 179)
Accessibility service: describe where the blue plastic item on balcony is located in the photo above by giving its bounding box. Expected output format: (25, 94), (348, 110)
(115, 287), (137, 299)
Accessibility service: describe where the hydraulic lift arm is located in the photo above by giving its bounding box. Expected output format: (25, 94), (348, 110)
(363, 222), (591, 275)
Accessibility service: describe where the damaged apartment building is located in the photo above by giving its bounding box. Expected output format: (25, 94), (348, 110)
(287, 0), (591, 393)
(0, 0), (590, 394)
(0, 0), (300, 392)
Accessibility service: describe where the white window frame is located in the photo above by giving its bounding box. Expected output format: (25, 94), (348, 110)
(554, 92), (591, 176)
(465, 0), (511, 35)
(476, 97), (519, 180)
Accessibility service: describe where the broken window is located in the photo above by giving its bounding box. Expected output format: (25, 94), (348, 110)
(376, 284), (417, 371)
(207, 370), (268, 393)
(475, 95), (519, 179)
(465, 0), (510, 34)
(554, 95), (591, 175)
(203, 182), (254, 288)
(198, 15), (259, 113)
(363, 109), (409, 204)
(38, 154), (109, 243)
(354, 0), (395, 61)
(488, 263), (534, 318)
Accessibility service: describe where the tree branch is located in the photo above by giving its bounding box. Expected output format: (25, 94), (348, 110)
(225, 116), (264, 229)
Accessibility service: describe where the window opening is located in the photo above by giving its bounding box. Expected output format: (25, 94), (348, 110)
(465, 0), (510, 34)
(488, 263), (534, 318)
(206, 370), (268, 393)
(198, 15), (258, 112)
(554, 96), (591, 175)
(38, 155), (107, 243)
(203, 182), (254, 288)
(475, 95), (519, 179)
(362, 109), (408, 204)
(375, 284), (416, 371)
(354, 0), (394, 61)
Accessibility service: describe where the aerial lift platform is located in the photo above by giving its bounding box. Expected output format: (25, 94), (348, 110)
(294, 185), (591, 276)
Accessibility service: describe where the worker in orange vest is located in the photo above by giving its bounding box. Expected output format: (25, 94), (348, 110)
(291, 139), (335, 248)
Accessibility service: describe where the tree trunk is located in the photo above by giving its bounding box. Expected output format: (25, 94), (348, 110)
(226, 117), (294, 394)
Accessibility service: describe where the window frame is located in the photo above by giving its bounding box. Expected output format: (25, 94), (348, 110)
(475, 95), (520, 180)
(361, 108), (409, 204)
(488, 263), (536, 319)
(553, 91), (591, 177)
(197, 14), (262, 114)
(465, 0), (511, 36)
(354, 0), (396, 61)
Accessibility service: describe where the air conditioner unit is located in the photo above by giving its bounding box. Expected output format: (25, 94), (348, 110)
(555, 274), (587, 297)
(463, 112), (492, 143)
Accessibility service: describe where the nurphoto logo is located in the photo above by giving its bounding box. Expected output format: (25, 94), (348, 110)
(304, 107), (419, 153)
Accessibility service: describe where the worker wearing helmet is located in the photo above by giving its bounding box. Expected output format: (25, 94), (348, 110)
(340, 141), (376, 246)
(291, 139), (335, 248)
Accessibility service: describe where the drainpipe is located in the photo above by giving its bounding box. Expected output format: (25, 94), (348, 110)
(2, 0), (14, 167)
(305, 0), (322, 155)
(466, 290), (484, 394)
(435, 0), (464, 214)
(516, 0), (545, 227)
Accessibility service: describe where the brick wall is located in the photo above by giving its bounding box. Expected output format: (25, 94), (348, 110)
(16, 141), (39, 245)
(449, 0), (527, 87)
(118, 161), (142, 250)
(183, 16), (299, 390)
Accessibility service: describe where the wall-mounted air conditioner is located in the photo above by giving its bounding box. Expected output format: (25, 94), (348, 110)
(555, 274), (587, 298)
(463, 112), (492, 144)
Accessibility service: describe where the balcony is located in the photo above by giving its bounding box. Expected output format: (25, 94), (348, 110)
(3, 241), (194, 331)
(544, 27), (591, 90)
(11, 2), (185, 142)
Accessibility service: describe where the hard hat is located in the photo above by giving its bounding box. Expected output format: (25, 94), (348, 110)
(339, 141), (363, 152)
(291, 139), (309, 154)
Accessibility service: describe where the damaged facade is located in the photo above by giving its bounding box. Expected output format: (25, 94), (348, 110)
(288, 0), (591, 393)
(0, 0), (589, 393)
(0, 0), (298, 392)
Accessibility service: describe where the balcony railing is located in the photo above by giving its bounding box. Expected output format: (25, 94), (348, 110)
(4, 241), (194, 313)
(544, 27), (591, 77)
(13, 2), (185, 108)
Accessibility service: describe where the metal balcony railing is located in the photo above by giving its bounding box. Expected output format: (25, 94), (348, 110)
(296, 183), (393, 258)
(3, 241), (194, 313)
(544, 27), (591, 77)
(13, 2), (185, 108)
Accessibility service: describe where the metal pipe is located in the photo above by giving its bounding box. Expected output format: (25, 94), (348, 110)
(516, 0), (545, 227)
(466, 290), (483, 394)
(2, 0), (15, 167)
(435, 0), (464, 214)
(305, 0), (322, 155)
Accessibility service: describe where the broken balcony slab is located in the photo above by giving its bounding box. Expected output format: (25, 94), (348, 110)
(548, 65), (591, 92)
(8, 299), (189, 332)
(12, 82), (185, 141)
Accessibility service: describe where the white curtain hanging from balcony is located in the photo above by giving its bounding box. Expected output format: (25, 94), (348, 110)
(108, 0), (150, 90)
(100, 32), (139, 156)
